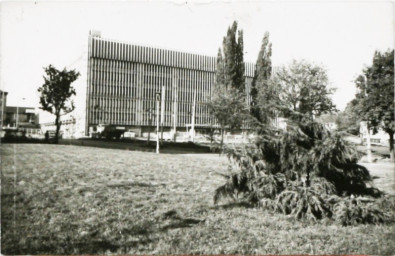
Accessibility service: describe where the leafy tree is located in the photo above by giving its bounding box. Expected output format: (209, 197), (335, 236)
(266, 60), (337, 121)
(209, 83), (248, 147)
(251, 32), (272, 123)
(209, 22), (248, 146)
(336, 100), (362, 135)
(354, 50), (394, 160)
(212, 51), (392, 225)
(38, 65), (80, 143)
(222, 21), (245, 92)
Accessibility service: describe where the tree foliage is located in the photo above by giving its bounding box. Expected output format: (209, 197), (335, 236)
(209, 84), (248, 146)
(354, 49), (394, 159)
(222, 21), (245, 92)
(264, 60), (337, 121)
(251, 32), (272, 123)
(38, 65), (80, 143)
(333, 196), (390, 226)
(214, 119), (389, 224)
(335, 100), (362, 135)
(209, 21), (248, 145)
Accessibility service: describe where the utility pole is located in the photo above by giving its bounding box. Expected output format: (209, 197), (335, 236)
(172, 73), (178, 142)
(156, 92), (160, 154)
(16, 105), (19, 129)
(363, 75), (372, 163)
(365, 122), (372, 163)
(146, 108), (152, 145)
(191, 89), (196, 143)
(160, 85), (165, 144)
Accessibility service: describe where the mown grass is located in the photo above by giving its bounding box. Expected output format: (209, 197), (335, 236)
(1, 144), (394, 254)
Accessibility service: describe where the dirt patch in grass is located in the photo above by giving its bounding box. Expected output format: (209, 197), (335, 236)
(1, 144), (394, 254)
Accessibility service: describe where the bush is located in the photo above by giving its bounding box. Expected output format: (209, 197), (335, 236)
(334, 197), (388, 226)
(275, 186), (332, 221)
(213, 119), (389, 224)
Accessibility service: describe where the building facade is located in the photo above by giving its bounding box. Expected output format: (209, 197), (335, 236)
(360, 121), (390, 146)
(3, 106), (40, 129)
(84, 31), (255, 137)
(1, 90), (8, 127)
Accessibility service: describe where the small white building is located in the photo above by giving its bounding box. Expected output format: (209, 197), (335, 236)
(359, 121), (390, 146)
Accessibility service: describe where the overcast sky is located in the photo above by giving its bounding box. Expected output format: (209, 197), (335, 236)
(0, 0), (393, 111)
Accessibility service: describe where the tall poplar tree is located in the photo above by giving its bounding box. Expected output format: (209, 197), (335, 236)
(251, 32), (272, 123)
(216, 48), (225, 86)
(222, 21), (245, 92)
(209, 21), (248, 146)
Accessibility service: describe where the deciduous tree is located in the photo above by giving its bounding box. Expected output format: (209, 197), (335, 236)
(209, 83), (247, 147)
(336, 99), (362, 135)
(267, 60), (336, 121)
(355, 50), (394, 160)
(38, 65), (80, 143)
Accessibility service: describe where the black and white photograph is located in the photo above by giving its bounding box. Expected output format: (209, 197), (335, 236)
(1, 0), (394, 254)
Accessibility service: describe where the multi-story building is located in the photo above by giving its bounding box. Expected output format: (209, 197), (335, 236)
(43, 31), (256, 139)
(3, 106), (40, 129)
(85, 31), (255, 137)
(1, 91), (40, 137)
(1, 90), (8, 127)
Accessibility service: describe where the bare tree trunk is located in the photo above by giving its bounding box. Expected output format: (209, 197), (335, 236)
(210, 127), (214, 145)
(221, 127), (224, 148)
(305, 171), (310, 187)
(389, 130), (394, 161)
(55, 113), (60, 144)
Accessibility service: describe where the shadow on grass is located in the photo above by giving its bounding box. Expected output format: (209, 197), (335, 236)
(160, 217), (205, 231)
(210, 201), (254, 210)
(58, 138), (214, 154)
(77, 215), (205, 253)
(158, 209), (206, 231)
(1, 136), (47, 144)
(1, 135), (215, 154)
(107, 181), (167, 188)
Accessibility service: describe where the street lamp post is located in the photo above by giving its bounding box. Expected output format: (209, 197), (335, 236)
(191, 90), (196, 143)
(146, 108), (152, 145)
(16, 106), (18, 129)
(363, 75), (372, 163)
(160, 85), (165, 145)
(155, 92), (161, 154)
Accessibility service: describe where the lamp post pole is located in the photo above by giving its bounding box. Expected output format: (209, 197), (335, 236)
(146, 108), (152, 145)
(156, 92), (161, 154)
(363, 75), (372, 163)
(191, 89), (196, 143)
(16, 106), (19, 129)
(160, 85), (165, 145)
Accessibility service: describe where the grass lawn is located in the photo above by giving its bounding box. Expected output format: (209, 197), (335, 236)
(360, 162), (395, 196)
(1, 143), (394, 254)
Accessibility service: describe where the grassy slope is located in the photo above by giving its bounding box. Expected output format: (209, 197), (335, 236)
(1, 144), (394, 254)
